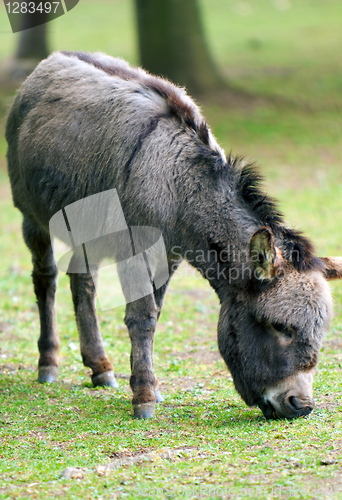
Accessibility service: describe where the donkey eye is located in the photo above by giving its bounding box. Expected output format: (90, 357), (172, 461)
(272, 322), (295, 339)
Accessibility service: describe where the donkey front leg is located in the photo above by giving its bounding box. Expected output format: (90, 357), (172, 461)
(68, 263), (118, 388)
(125, 294), (159, 419)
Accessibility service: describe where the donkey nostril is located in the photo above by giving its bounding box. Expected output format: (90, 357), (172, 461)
(288, 396), (301, 410)
(285, 395), (314, 416)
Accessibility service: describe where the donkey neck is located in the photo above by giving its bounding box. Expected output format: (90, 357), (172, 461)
(178, 189), (260, 302)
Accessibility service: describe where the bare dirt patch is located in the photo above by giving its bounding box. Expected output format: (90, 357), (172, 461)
(315, 393), (342, 412)
(172, 345), (221, 364)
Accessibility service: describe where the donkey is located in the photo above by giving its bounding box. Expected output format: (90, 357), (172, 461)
(6, 51), (342, 419)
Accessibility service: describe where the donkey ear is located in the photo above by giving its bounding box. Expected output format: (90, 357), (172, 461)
(250, 227), (285, 281)
(320, 257), (342, 281)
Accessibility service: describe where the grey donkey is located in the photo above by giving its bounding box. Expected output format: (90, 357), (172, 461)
(5, 51), (342, 419)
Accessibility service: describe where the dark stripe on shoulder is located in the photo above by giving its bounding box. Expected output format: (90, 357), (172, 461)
(123, 116), (160, 184)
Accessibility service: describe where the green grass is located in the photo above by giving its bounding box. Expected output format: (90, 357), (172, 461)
(1, 0), (342, 498)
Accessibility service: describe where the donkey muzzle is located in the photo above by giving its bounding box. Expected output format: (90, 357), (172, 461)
(258, 370), (315, 419)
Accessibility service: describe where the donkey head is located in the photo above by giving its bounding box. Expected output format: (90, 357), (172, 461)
(218, 226), (342, 419)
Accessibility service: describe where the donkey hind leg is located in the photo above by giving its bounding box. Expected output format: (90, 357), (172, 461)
(22, 217), (59, 383)
(67, 261), (118, 388)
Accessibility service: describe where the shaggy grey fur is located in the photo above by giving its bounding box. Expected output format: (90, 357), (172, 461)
(6, 51), (338, 419)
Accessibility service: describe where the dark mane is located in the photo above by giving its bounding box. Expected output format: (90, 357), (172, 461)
(61, 51), (210, 146)
(234, 156), (284, 231)
(227, 154), (323, 272)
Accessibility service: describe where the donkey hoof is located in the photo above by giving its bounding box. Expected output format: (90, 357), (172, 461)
(155, 389), (164, 403)
(133, 402), (156, 419)
(38, 366), (58, 383)
(92, 370), (119, 388)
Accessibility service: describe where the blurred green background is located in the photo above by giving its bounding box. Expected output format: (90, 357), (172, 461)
(1, 0), (342, 233)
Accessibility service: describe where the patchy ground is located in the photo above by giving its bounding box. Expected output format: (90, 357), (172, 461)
(1, 0), (342, 498)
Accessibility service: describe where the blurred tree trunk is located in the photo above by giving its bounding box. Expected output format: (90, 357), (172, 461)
(135, 0), (224, 95)
(0, 11), (50, 89)
(16, 12), (49, 60)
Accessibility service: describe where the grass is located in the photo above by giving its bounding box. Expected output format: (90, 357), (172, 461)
(1, 0), (342, 498)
